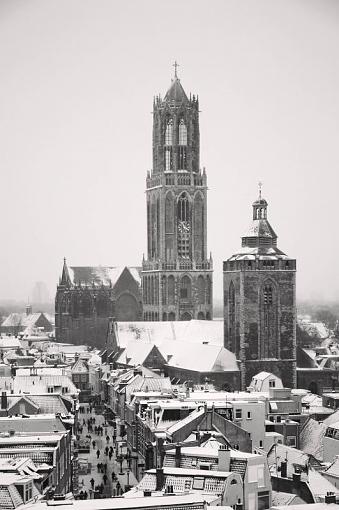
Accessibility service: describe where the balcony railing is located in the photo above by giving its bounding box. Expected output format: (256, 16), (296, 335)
(146, 171), (206, 189)
(142, 259), (213, 271)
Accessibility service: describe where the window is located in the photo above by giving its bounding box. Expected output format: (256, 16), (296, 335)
(178, 119), (187, 145)
(192, 477), (205, 490)
(259, 440), (263, 448)
(247, 411), (252, 419)
(258, 491), (270, 510)
(24, 483), (33, 502)
(248, 493), (256, 510)
(165, 119), (173, 145)
(257, 465), (265, 487)
(165, 147), (173, 171)
(269, 379), (276, 388)
(230, 479), (238, 485)
(248, 465), (258, 483)
(287, 436), (296, 447)
(235, 409), (242, 419)
(47, 387), (54, 393)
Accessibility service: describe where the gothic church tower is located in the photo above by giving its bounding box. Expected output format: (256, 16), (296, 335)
(223, 190), (296, 389)
(142, 67), (213, 321)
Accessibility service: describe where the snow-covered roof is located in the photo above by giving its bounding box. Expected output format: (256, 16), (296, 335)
(116, 319), (224, 348)
(69, 265), (141, 286)
(162, 341), (238, 373)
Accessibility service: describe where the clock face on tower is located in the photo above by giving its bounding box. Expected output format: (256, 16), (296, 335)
(178, 221), (190, 234)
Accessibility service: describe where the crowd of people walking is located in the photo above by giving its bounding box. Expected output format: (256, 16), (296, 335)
(75, 404), (126, 499)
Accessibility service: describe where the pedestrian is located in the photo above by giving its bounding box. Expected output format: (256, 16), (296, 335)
(94, 426), (98, 435)
(103, 474), (107, 485)
(92, 440), (96, 449)
(105, 446), (109, 456)
(111, 471), (115, 481)
(108, 452), (112, 461)
(96, 449), (100, 459)
(90, 478), (95, 489)
(106, 435), (110, 444)
(84, 491), (88, 500)
(83, 419), (86, 426)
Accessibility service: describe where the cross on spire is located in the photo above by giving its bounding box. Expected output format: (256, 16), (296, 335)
(173, 60), (179, 78)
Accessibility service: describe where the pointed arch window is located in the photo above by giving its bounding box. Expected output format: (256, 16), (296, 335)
(165, 119), (173, 146)
(178, 119), (187, 145)
(165, 118), (173, 171)
(178, 118), (187, 170)
(260, 281), (278, 358)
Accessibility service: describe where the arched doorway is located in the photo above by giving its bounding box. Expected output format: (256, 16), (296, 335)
(168, 311), (176, 321)
(180, 312), (192, 321)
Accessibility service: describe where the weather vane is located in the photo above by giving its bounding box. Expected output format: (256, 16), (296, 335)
(258, 181), (263, 199)
(173, 60), (179, 78)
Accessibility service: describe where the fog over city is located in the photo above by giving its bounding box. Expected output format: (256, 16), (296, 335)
(1, 0), (339, 303)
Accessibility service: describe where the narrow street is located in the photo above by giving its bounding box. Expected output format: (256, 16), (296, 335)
(76, 403), (138, 499)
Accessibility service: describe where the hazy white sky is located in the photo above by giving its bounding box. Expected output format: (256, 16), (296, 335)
(1, 0), (339, 303)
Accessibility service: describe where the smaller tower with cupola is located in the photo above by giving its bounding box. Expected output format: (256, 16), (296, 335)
(141, 64), (213, 321)
(223, 187), (296, 389)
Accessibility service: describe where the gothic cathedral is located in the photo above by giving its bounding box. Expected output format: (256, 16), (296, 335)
(141, 70), (213, 321)
(223, 192), (297, 389)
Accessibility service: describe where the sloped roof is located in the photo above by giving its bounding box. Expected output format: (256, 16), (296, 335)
(161, 341), (238, 372)
(299, 418), (326, 461)
(0, 414), (66, 434)
(115, 341), (162, 367)
(117, 320), (223, 348)
(0, 375), (79, 395)
(71, 358), (89, 374)
(268, 444), (321, 477)
(242, 219), (277, 239)
(164, 77), (188, 103)
(1, 312), (53, 331)
(7, 394), (69, 415)
(307, 468), (338, 499)
(69, 266), (141, 286)
(324, 455), (339, 477)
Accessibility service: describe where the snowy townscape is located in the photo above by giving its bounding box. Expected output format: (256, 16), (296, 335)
(1, 2), (339, 510)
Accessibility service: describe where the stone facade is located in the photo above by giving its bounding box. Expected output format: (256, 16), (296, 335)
(223, 194), (297, 389)
(141, 73), (213, 321)
(55, 262), (142, 346)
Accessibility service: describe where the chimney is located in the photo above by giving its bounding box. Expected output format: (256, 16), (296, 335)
(325, 492), (336, 504)
(218, 444), (231, 472)
(1, 392), (7, 410)
(280, 460), (287, 478)
(156, 467), (164, 491)
(26, 304), (32, 316)
(292, 472), (301, 483)
(175, 445), (181, 467)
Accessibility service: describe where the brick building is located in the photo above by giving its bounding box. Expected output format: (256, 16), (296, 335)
(223, 191), (297, 390)
(55, 261), (142, 346)
(141, 69), (213, 321)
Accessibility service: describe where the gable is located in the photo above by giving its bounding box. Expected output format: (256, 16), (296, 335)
(8, 396), (40, 415)
(113, 267), (141, 298)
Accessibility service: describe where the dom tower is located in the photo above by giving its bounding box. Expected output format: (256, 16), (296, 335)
(142, 66), (213, 321)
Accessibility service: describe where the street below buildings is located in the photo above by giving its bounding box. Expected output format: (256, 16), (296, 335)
(75, 403), (138, 499)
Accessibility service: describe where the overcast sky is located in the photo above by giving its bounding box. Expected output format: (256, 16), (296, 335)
(1, 0), (339, 304)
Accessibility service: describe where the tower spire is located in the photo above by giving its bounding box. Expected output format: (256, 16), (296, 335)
(60, 257), (72, 287)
